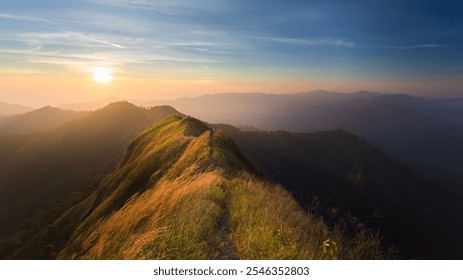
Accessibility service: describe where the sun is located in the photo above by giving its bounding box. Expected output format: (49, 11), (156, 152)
(91, 67), (114, 84)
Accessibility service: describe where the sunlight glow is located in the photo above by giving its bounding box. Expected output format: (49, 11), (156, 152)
(91, 67), (114, 84)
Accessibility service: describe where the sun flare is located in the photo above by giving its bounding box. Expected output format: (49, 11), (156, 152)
(91, 67), (114, 84)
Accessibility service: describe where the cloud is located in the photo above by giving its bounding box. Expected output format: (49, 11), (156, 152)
(85, 0), (226, 14)
(0, 25), (235, 73)
(0, 67), (45, 75)
(79, 34), (125, 49)
(2, 31), (127, 50)
(4, 44), (219, 68)
(260, 37), (355, 47)
(0, 13), (51, 23)
(397, 43), (445, 50)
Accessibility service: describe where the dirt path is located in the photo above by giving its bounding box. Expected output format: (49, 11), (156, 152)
(208, 130), (239, 259)
(215, 182), (239, 260)
(209, 130), (214, 164)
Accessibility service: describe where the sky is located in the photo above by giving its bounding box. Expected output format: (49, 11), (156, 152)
(1, 0), (462, 106)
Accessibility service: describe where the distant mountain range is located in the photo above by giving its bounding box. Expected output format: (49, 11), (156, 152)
(139, 90), (463, 179)
(434, 98), (463, 109)
(0, 101), (33, 116)
(6, 90), (463, 182)
(0, 106), (89, 135)
(58, 97), (127, 111)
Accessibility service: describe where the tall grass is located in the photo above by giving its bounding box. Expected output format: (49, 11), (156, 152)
(58, 117), (393, 260)
(228, 173), (394, 259)
(72, 171), (225, 259)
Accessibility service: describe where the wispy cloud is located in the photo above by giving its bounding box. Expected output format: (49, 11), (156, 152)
(260, 37), (355, 47)
(86, 0), (226, 14)
(397, 43), (445, 50)
(15, 31), (126, 49)
(0, 67), (45, 75)
(1, 42), (220, 69)
(0, 12), (51, 23)
(79, 33), (125, 49)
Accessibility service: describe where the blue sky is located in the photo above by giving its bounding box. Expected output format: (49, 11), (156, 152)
(1, 0), (462, 105)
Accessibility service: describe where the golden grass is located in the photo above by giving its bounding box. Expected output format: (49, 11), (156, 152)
(77, 170), (224, 259)
(228, 173), (327, 259)
(78, 170), (391, 259)
(228, 173), (393, 260)
(58, 117), (392, 260)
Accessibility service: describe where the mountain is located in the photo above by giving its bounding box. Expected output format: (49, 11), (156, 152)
(216, 125), (460, 259)
(0, 101), (33, 116)
(58, 97), (148, 111)
(59, 97), (125, 111)
(143, 90), (377, 129)
(433, 98), (463, 109)
(0, 102), (183, 253)
(0, 106), (89, 135)
(374, 94), (463, 126)
(9, 116), (388, 260)
(145, 91), (463, 178)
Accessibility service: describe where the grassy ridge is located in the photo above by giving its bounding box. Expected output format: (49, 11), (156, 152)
(228, 174), (392, 259)
(61, 171), (389, 259)
(72, 172), (224, 259)
(53, 116), (389, 259)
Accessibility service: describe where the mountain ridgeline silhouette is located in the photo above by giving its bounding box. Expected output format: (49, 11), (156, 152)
(145, 91), (463, 180)
(0, 106), (89, 136)
(0, 101), (33, 116)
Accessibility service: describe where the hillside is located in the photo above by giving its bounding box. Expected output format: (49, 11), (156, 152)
(145, 91), (463, 178)
(216, 124), (460, 259)
(434, 98), (463, 109)
(0, 106), (89, 135)
(10, 116), (388, 260)
(0, 101), (33, 116)
(0, 102), (183, 256)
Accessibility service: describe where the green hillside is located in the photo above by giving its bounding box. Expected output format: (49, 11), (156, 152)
(12, 116), (389, 260)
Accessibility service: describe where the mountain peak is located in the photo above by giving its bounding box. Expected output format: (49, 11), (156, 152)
(0, 106), (88, 135)
(180, 117), (209, 137)
(123, 116), (258, 177)
(101, 100), (138, 111)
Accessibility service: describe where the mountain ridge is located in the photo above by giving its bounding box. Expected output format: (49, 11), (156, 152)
(140, 91), (463, 179)
(0, 106), (89, 135)
(0, 102), (183, 247)
(0, 101), (33, 116)
(10, 115), (388, 260)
